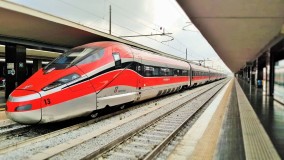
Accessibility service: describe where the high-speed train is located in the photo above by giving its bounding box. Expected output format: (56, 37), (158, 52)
(6, 41), (225, 124)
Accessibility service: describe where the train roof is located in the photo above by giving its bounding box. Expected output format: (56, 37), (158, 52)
(209, 68), (223, 74)
(73, 41), (226, 74)
(190, 63), (209, 72)
(130, 47), (190, 70)
(76, 41), (125, 49)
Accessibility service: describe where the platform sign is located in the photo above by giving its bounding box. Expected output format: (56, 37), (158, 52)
(7, 63), (15, 75)
(5, 44), (26, 99)
(19, 62), (24, 68)
(7, 63), (14, 69)
(8, 69), (15, 75)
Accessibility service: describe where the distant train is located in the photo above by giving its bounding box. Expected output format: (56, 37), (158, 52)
(6, 41), (226, 124)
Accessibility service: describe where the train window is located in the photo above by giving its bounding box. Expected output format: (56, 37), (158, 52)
(112, 52), (121, 68)
(165, 68), (170, 76)
(182, 70), (188, 76)
(135, 64), (144, 75)
(66, 48), (93, 64)
(44, 47), (102, 70)
(137, 65), (141, 72)
(160, 68), (167, 76)
(144, 66), (154, 77)
(153, 67), (159, 76)
(168, 68), (173, 76)
(76, 49), (104, 65)
(174, 69), (180, 76)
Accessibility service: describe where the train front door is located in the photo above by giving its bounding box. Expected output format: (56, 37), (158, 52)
(135, 55), (143, 101)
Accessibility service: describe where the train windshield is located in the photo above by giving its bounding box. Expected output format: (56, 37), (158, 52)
(44, 47), (103, 70)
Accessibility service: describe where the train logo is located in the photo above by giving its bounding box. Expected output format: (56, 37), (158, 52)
(114, 86), (118, 93)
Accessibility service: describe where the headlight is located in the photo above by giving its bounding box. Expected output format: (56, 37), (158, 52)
(42, 73), (80, 91)
(15, 104), (32, 111)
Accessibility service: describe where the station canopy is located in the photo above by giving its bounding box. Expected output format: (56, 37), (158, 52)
(0, 1), (184, 62)
(177, 0), (284, 73)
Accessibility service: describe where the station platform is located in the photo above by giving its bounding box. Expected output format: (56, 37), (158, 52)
(0, 91), (6, 120)
(168, 78), (282, 160)
(0, 91), (6, 110)
(238, 78), (284, 159)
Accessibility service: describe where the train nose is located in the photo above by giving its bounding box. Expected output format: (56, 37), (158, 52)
(6, 90), (42, 124)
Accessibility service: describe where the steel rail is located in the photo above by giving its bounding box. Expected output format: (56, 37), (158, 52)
(81, 80), (228, 160)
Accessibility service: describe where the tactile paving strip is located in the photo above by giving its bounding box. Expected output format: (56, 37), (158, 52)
(235, 78), (280, 160)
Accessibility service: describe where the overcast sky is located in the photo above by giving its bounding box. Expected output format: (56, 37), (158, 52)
(9, 0), (231, 73)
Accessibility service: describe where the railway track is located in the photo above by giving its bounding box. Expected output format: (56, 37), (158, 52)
(88, 79), (227, 160)
(0, 96), (155, 154)
(0, 120), (18, 132)
(0, 119), (87, 155)
(0, 104), (147, 156)
(0, 79), (228, 159)
(37, 80), (227, 160)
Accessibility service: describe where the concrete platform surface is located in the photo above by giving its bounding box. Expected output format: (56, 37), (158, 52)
(238, 78), (284, 159)
(168, 78), (280, 159)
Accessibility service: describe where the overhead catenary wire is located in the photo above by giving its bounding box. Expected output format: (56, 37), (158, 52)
(57, 0), (109, 32)
(58, 0), (201, 60)
(107, 0), (165, 33)
(58, 0), (103, 19)
(106, 0), (198, 54)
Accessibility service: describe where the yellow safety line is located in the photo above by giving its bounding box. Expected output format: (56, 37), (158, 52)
(235, 79), (280, 159)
